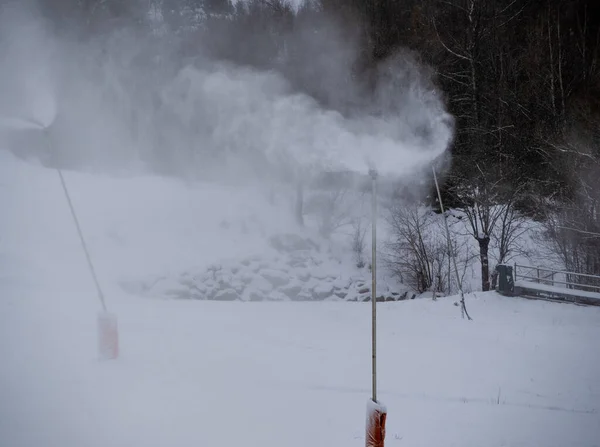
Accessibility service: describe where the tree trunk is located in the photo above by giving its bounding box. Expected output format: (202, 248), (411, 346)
(478, 236), (491, 291)
(548, 10), (557, 118)
(295, 181), (304, 226)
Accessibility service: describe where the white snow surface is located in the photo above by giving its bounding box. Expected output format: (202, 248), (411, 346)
(2, 153), (600, 446)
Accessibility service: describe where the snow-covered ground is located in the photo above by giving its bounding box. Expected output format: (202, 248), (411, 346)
(2, 152), (600, 446)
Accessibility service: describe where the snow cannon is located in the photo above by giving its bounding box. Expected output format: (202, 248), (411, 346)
(7, 111), (120, 361)
(365, 167), (386, 447)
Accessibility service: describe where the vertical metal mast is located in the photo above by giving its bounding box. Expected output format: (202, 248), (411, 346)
(370, 169), (378, 402)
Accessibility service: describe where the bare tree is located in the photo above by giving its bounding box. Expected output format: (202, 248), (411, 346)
(351, 218), (367, 268)
(489, 185), (531, 289)
(386, 204), (450, 294)
(449, 165), (519, 292)
(541, 203), (600, 289)
(540, 139), (600, 286)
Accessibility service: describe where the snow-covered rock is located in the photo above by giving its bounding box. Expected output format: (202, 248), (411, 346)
(268, 290), (290, 301)
(334, 289), (349, 299)
(135, 230), (408, 302)
(332, 277), (351, 290)
(296, 269), (311, 282)
(213, 288), (240, 301)
(261, 269), (290, 288)
(269, 233), (319, 253)
(313, 283), (334, 299)
(249, 276), (273, 294)
(241, 288), (264, 302)
(281, 281), (303, 300)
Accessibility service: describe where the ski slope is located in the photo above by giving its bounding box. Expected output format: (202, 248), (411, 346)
(1, 152), (600, 447)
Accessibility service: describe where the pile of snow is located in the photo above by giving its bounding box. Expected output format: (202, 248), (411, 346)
(130, 233), (408, 302)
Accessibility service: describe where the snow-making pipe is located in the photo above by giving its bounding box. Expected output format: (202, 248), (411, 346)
(55, 162), (108, 312)
(369, 168), (378, 403)
(36, 125), (108, 312)
(365, 168), (386, 447)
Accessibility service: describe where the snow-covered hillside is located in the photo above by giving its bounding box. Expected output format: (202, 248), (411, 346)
(0, 149), (406, 303)
(2, 153), (600, 447)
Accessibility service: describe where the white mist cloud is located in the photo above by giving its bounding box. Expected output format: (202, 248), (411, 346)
(0, 3), (57, 129)
(0, 2), (453, 183)
(160, 56), (453, 179)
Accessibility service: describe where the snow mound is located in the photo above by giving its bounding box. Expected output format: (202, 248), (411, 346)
(131, 233), (408, 302)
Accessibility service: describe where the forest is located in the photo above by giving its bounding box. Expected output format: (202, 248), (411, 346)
(21, 0), (600, 287)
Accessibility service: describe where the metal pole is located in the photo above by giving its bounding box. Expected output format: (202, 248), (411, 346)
(57, 169), (107, 312)
(432, 167), (472, 320)
(370, 169), (377, 403)
(448, 244), (452, 295)
(43, 129), (107, 312)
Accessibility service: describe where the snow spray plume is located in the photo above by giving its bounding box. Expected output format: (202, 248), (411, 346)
(0, 2), (453, 188)
(156, 38), (454, 187)
(0, 2), (57, 131)
(178, 6), (455, 183)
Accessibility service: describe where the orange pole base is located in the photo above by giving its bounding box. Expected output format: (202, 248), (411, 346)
(366, 399), (387, 447)
(98, 312), (119, 360)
